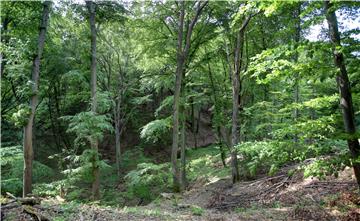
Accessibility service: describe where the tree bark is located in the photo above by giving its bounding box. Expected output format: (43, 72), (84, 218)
(190, 98), (198, 149)
(23, 1), (51, 197)
(86, 0), (100, 200)
(114, 96), (121, 177)
(324, 0), (360, 188)
(230, 15), (252, 183)
(171, 0), (185, 192)
(180, 90), (187, 191)
(171, 0), (208, 192)
(293, 3), (301, 143)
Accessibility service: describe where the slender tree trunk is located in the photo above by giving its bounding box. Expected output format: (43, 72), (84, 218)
(171, 0), (185, 192)
(190, 99), (198, 149)
(23, 1), (51, 197)
(230, 15), (252, 183)
(230, 51), (241, 183)
(324, 0), (360, 188)
(86, 0), (100, 199)
(309, 83), (316, 144)
(48, 99), (61, 151)
(171, 0), (208, 192)
(114, 96), (121, 177)
(180, 87), (187, 191)
(293, 3), (301, 143)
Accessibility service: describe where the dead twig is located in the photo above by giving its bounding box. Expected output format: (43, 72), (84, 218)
(23, 205), (51, 221)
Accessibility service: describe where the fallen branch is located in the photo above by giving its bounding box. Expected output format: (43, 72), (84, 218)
(6, 192), (41, 205)
(1, 203), (20, 210)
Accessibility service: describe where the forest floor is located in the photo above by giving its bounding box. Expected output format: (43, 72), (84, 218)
(2, 147), (360, 221)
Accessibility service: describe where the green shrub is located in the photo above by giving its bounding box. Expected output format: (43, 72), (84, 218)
(124, 162), (171, 202)
(303, 153), (350, 179)
(1, 146), (55, 196)
(140, 117), (172, 143)
(34, 181), (63, 197)
(191, 206), (204, 216)
(236, 141), (296, 178)
(236, 139), (349, 179)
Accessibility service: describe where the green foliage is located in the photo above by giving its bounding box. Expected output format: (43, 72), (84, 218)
(1, 146), (54, 196)
(155, 96), (173, 117)
(191, 205), (204, 216)
(96, 92), (113, 114)
(33, 180), (64, 197)
(236, 141), (296, 177)
(124, 162), (171, 202)
(140, 117), (172, 143)
(236, 139), (350, 178)
(304, 152), (351, 179)
(62, 111), (113, 147)
(187, 145), (230, 182)
(272, 115), (338, 140)
(62, 149), (112, 183)
(10, 104), (32, 127)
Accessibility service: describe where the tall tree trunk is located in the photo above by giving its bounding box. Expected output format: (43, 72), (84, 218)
(230, 15), (252, 183)
(309, 83), (316, 144)
(171, 0), (185, 192)
(180, 87), (187, 191)
(324, 0), (360, 188)
(86, 0), (100, 199)
(171, 0), (208, 192)
(23, 1), (51, 197)
(114, 95), (121, 177)
(190, 99), (198, 149)
(293, 3), (301, 143)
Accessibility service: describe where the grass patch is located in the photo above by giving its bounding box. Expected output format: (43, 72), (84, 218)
(187, 145), (230, 182)
(191, 205), (204, 216)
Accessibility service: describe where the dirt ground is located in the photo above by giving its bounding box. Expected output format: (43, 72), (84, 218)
(2, 166), (359, 221)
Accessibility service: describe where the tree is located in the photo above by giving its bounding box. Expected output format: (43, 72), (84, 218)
(22, 1), (51, 197)
(324, 0), (360, 188)
(229, 9), (257, 183)
(85, 0), (100, 200)
(171, 0), (208, 191)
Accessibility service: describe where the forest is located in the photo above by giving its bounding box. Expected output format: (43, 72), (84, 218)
(1, 0), (360, 220)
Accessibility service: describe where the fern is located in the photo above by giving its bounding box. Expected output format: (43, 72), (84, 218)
(140, 117), (172, 143)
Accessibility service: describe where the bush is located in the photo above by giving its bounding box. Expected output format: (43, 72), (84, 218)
(140, 117), (172, 144)
(303, 152), (351, 179)
(191, 206), (204, 216)
(236, 139), (349, 179)
(1, 146), (55, 196)
(236, 141), (296, 178)
(124, 162), (171, 202)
